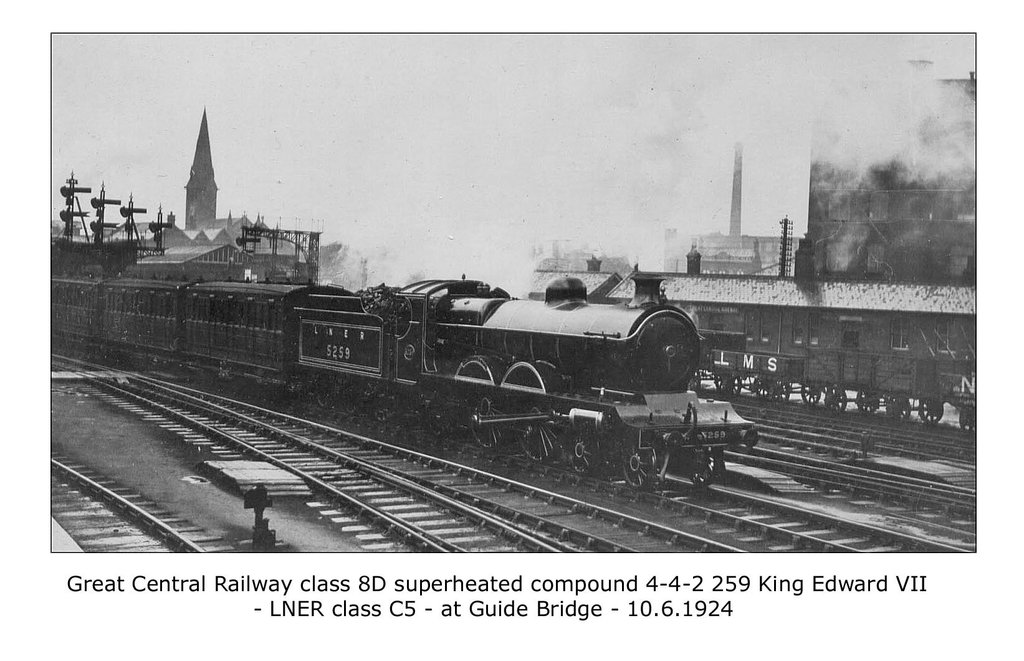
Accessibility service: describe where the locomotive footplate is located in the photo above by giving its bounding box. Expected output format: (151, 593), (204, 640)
(613, 392), (757, 449)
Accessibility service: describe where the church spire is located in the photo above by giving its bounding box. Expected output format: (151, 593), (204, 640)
(184, 109), (218, 229)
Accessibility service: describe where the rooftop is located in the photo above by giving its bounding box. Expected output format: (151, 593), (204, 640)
(608, 273), (976, 316)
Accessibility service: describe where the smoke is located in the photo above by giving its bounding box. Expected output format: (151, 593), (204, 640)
(810, 65), (975, 189)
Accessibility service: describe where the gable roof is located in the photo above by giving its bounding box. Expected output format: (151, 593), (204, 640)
(608, 273), (975, 316)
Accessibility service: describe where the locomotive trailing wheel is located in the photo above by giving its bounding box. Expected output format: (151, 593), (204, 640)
(470, 397), (506, 449)
(824, 385), (848, 413)
(727, 376), (742, 397)
(569, 428), (604, 475)
(918, 398), (944, 425)
(519, 408), (560, 462)
(801, 385), (822, 406)
(959, 405), (976, 432)
(621, 443), (660, 490)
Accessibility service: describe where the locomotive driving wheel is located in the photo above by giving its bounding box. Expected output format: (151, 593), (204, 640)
(824, 385), (848, 413)
(753, 378), (771, 400)
(918, 398), (944, 425)
(959, 405), (976, 432)
(470, 397), (505, 449)
(569, 427), (604, 475)
(801, 385), (822, 406)
(621, 442), (660, 490)
(519, 408), (560, 462)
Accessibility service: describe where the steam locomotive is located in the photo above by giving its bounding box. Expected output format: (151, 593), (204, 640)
(52, 272), (757, 489)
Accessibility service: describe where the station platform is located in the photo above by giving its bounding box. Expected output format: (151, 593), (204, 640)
(854, 456), (976, 488)
(51, 518), (82, 552)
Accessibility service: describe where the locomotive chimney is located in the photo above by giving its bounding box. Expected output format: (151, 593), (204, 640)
(686, 243), (702, 275)
(730, 142), (743, 238)
(794, 236), (815, 281)
(628, 273), (667, 308)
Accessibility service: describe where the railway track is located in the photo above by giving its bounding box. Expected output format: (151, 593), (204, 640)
(725, 446), (976, 517)
(54, 355), (970, 552)
(51, 457), (232, 552)
(727, 399), (976, 464)
(55, 358), (743, 552)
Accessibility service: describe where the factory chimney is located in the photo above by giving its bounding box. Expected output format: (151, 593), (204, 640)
(730, 143), (743, 238)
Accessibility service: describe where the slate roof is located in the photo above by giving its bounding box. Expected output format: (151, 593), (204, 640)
(137, 245), (238, 265)
(608, 273), (976, 316)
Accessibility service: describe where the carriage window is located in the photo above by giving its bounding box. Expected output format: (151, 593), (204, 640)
(744, 311), (756, 342)
(759, 311), (772, 344)
(841, 324), (860, 349)
(935, 320), (951, 353)
(792, 312), (805, 345)
(808, 313), (820, 347)
(890, 317), (910, 350)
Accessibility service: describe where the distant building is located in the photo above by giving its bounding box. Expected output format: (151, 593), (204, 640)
(528, 256), (624, 303)
(665, 230), (780, 275)
(805, 69), (976, 284)
(128, 244), (252, 281)
(184, 109), (218, 230)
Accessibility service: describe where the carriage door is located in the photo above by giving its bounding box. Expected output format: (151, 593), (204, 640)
(839, 317), (862, 383)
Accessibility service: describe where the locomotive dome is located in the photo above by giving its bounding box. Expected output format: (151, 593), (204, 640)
(544, 276), (588, 305)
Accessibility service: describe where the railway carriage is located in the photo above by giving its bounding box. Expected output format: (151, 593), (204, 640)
(99, 279), (187, 353)
(625, 272), (977, 429)
(52, 278), (102, 344)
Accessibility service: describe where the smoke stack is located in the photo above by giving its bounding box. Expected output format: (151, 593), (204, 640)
(167, 211), (176, 227)
(628, 273), (666, 308)
(686, 244), (701, 275)
(730, 142), (743, 238)
(586, 255), (602, 272)
(794, 237), (814, 281)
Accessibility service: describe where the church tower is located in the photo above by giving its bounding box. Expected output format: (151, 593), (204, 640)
(184, 109), (217, 230)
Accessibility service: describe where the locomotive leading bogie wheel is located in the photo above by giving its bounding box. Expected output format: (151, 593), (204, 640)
(801, 385), (822, 406)
(918, 398), (944, 425)
(519, 409), (560, 462)
(569, 428), (604, 475)
(688, 447), (721, 489)
(621, 443), (659, 491)
(959, 405), (976, 432)
(824, 385), (848, 413)
(471, 397), (505, 449)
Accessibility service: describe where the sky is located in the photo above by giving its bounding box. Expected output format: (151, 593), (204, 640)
(51, 34), (975, 290)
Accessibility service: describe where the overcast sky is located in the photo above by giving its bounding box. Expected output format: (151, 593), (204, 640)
(51, 34), (974, 286)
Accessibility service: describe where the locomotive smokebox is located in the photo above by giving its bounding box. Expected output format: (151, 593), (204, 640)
(628, 273), (667, 308)
(545, 276), (588, 305)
